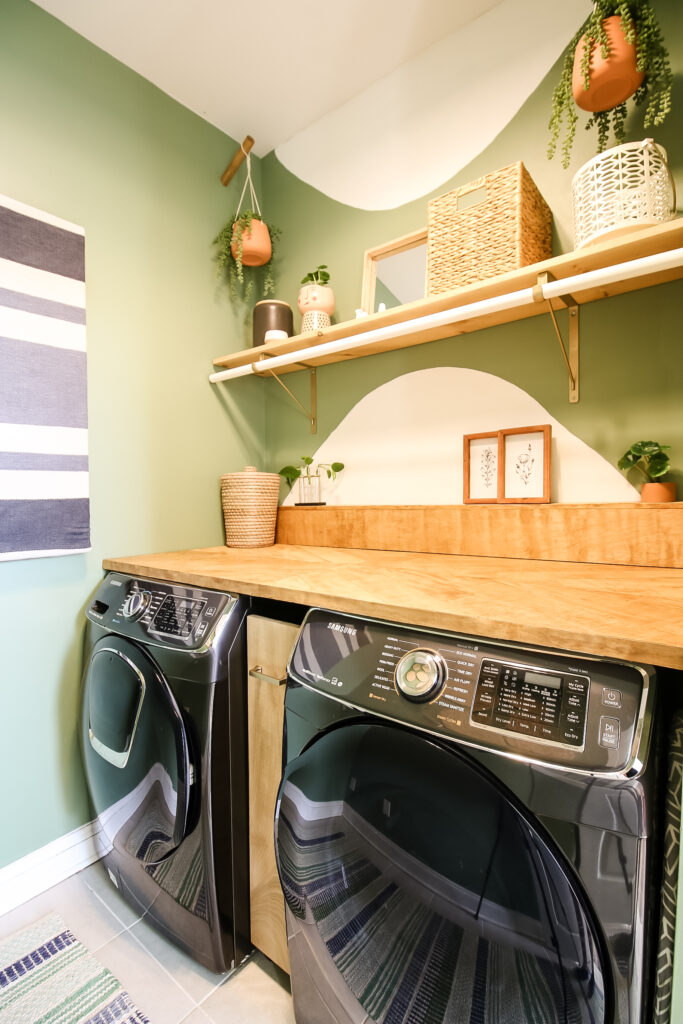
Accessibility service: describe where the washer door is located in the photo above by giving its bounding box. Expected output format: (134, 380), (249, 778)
(275, 722), (610, 1024)
(82, 636), (191, 865)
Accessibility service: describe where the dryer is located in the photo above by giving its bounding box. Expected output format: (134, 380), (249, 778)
(81, 571), (250, 973)
(275, 608), (660, 1024)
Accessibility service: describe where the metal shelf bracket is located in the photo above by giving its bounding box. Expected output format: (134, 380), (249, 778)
(261, 366), (317, 434)
(534, 272), (579, 403)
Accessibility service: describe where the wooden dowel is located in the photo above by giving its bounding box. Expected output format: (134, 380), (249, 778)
(221, 135), (255, 186)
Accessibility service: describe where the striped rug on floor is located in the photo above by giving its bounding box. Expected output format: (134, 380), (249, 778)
(0, 913), (149, 1024)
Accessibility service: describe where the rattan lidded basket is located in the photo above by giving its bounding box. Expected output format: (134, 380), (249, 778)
(426, 161), (552, 296)
(220, 465), (280, 548)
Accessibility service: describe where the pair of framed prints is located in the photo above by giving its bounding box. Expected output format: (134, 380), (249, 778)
(463, 424), (551, 504)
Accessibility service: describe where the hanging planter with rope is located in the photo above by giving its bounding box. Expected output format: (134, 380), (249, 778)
(213, 145), (280, 299)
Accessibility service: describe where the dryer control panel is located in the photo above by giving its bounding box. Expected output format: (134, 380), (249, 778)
(288, 608), (654, 776)
(86, 572), (236, 650)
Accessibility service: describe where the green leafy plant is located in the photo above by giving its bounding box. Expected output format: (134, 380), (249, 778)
(300, 265), (331, 286)
(278, 455), (344, 487)
(548, 0), (672, 167)
(618, 439), (671, 482)
(213, 210), (281, 300)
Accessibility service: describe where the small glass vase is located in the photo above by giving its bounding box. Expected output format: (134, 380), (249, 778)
(297, 473), (322, 505)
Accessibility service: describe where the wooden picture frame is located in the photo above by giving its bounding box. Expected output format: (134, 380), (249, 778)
(463, 431), (499, 504)
(498, 425), (551, 504)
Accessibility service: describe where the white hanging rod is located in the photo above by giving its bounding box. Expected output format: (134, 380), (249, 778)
(209, 246), (683, 384)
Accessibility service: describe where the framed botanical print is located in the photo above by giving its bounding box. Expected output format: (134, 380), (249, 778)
(463, 431), (499, 503)
(498, 425), (551, 503)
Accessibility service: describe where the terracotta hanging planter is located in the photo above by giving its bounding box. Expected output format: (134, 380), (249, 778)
(640, 481), (676, 502)
(231, 216), (272, 267)
(572, 15), (645, 113)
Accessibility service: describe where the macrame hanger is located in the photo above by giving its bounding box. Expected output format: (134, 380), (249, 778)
(236, 145), (262, 217)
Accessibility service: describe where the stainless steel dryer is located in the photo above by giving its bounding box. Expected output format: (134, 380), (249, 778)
(81, 571), (250, 973)
(275, 608), (660, 1024)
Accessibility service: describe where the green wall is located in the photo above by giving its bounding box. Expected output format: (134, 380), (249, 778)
(0, 0), (264, 867)
(260, 0), (683, 491)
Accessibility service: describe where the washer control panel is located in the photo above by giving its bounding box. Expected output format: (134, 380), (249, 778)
(471, 659), (589, 746)
(86, 572), (236, 649)
(289, 608), (653, 775)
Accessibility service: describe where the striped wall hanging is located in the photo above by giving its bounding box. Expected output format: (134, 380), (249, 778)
(0, 192), (90, 561)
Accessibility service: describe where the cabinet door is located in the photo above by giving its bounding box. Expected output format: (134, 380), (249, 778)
(247, 615), (299, 974)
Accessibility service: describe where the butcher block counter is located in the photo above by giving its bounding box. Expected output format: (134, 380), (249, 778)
(102, 540), (683, 670)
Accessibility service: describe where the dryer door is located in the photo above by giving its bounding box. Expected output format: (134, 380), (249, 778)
(276, 721), (611, 1024)
(82, 636), (191, 865)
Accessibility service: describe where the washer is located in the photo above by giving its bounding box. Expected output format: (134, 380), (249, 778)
(275, 608), (660, 1024)
(81, 571), (250, 973)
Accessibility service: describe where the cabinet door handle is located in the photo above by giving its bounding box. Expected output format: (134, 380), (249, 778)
(249, 666), (287, 686)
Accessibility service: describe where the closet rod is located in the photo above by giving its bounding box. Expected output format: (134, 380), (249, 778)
(209, 246), (683, 384)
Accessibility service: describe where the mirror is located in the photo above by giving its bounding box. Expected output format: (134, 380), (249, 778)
(360, 228), (427, 315)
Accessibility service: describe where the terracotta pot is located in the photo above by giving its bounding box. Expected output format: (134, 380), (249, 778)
(231, 218), (272, 267)
(640, 481), (676, 502)
(572, 15), (645, 113)
(298, 283), (335, 317)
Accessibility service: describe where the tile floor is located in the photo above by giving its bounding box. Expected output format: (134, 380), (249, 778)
(0, 860), (295, 1024)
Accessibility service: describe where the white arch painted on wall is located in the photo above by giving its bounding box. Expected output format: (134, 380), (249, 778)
(276, 0), (590, 210)
(281, 367), (639, 505)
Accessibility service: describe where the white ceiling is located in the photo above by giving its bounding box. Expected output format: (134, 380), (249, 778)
(30, 0), (506, 156)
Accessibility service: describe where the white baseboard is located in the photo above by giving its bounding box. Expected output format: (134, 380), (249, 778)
(0, 820), (106, 917)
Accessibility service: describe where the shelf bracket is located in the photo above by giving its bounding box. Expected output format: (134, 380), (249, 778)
(534, 272), (579, 403)
(261, 366), (317, 434)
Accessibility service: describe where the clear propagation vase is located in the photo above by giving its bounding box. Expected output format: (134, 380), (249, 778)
(297, 474), (322, 505)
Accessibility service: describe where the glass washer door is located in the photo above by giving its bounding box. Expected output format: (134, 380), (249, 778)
(82, 635), (191, 865)
(275, 721), (610, 1024)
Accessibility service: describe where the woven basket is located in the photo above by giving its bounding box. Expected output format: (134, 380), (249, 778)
(426, 162), (552, 295)
(572, 139), (676, 249)
(220, 465), (280, 548)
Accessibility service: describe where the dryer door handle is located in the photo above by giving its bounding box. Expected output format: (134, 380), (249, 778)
(88, 647), (146, 768)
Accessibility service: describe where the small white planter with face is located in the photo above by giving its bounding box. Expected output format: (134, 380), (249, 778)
(298, 284), (335, 332)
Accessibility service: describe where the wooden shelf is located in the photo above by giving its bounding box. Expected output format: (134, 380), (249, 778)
(213, 219), (683, 377)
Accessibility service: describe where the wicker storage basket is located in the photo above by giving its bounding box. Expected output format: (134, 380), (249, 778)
(220, 465), (280, 548)
(572, 139), (675, 249)
(426, 162), (552, 295)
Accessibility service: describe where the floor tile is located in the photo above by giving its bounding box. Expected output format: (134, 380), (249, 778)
(129, 915), (230, 1004)
(95, 925), (196, 1024)
(78, 859), (142, 928)
(200, 953), (294, 1024)
(179, 1009), (214, 1024)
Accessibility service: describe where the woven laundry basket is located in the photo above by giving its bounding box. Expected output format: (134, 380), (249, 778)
(426, 162), (552, 295)
(572, 139), (676, 249)
(220, 465), (280, 548)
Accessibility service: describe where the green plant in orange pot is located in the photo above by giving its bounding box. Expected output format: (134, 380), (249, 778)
(618, 439), (676, 501)
(548, 0), (673, 167)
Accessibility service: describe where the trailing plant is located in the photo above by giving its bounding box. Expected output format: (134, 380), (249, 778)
(278, 455), (344, 487)
(548, 0), (673, 168)
(300, 265), (331, 286)
(213, 210), (281, 300)
(618, 439), (671, 482)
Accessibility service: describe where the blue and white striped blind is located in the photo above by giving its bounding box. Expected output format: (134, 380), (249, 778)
(0, 193), (90, 560)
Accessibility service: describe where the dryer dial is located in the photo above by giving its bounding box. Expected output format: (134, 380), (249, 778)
(395, 649), (445, 702)
(122, 590), (152, 621)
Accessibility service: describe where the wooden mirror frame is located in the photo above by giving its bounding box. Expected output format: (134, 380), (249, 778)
(360, 227), (427, 315)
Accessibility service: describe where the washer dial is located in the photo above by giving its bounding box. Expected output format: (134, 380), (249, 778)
(122, 590), (152, 621)
(395, 649), (445, 702)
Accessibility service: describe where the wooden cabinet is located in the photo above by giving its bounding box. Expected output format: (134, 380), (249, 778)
(246, 614), (299, 973)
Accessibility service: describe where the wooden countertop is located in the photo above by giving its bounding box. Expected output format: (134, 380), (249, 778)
(103, 545), (683, 670)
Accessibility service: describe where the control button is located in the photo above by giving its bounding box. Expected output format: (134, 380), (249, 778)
(602, 688), (622, 709)
(395, 649), (445, 702)
(599, 716), (621, 749)
(122, 590), (152, 621)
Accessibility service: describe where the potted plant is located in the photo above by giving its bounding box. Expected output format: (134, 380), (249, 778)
(279, 455), (344, 505)
(213, 210), (281, 300)
(298, 265), (335, 332)
(618, 439), (676, 501)
(548, 0), (673, 167)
